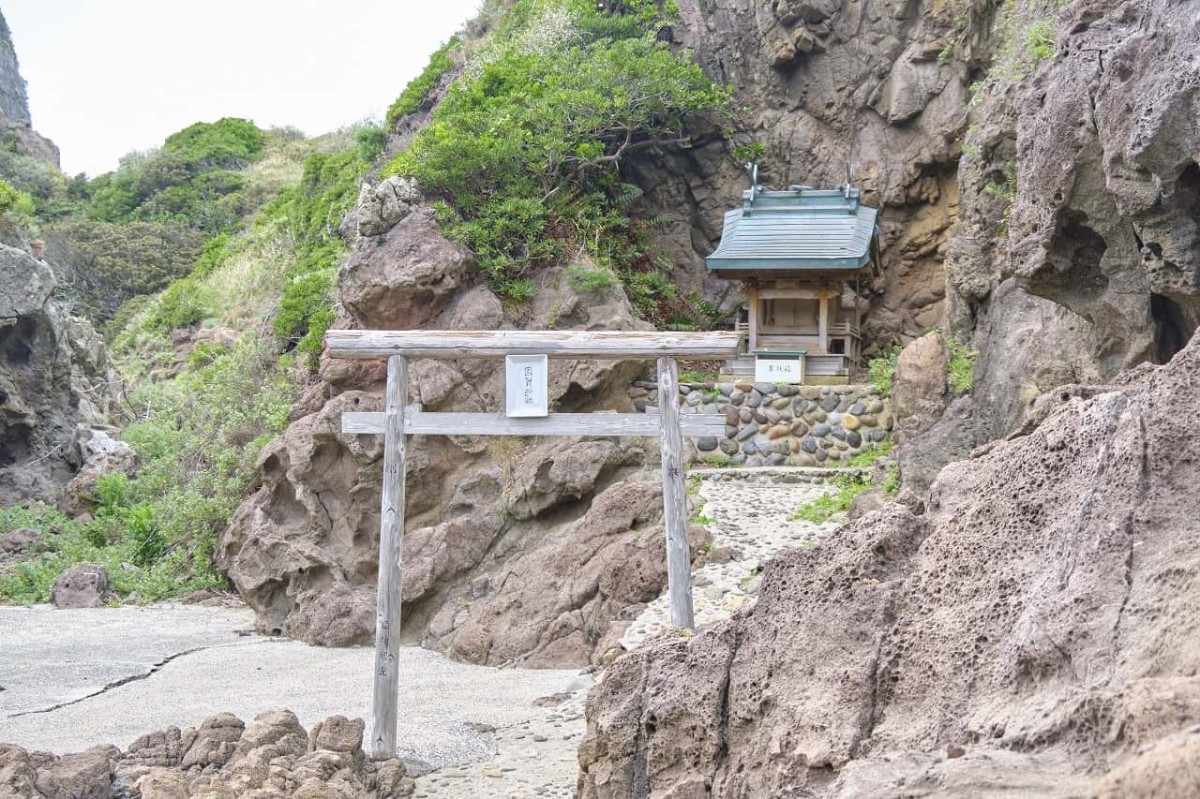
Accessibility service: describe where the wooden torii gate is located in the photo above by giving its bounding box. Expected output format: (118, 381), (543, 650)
(326, 329), (741, 759)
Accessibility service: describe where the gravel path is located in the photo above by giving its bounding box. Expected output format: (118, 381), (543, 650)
(417, 468), (843, 798)
(620, 470), (840, 650)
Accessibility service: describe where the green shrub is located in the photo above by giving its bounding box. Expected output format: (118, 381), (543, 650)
(147, 277), (207, 331)
(50, 218), (208, 321)
(354, 124), (388, 163)
(566, 263), (617, 293)
(1025, 19), (1056, 61)
(383, 0), (727, 318)
(867, 344), (901, 396)
(162, 118), (265, 170)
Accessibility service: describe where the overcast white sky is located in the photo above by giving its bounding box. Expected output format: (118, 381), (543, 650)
(2, 0), (481, 176)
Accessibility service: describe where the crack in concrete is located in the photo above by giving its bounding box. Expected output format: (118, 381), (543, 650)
(5, 639), (262, 720)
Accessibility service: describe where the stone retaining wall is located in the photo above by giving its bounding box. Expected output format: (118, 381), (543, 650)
(629, 381), (894, 468)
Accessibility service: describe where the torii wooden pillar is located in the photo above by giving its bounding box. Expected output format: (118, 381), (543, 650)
(326, 329), (741, 759)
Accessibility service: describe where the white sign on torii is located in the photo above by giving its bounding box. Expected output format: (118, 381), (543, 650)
(326, 329), (741, 759)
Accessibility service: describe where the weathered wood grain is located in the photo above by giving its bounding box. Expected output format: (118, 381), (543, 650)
(657, 356), (695, 630)
(342, 411), (725, 438)
(371, 355), (406, 760)
(326, 329), (740, 359)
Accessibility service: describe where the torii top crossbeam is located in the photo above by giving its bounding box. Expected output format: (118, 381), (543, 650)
(325, 329), (741, 359)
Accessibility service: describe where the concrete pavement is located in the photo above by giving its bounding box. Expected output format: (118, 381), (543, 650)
(0, 604), (587, 773)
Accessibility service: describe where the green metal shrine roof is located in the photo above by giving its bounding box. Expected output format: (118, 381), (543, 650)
(705, 187), (879, 272)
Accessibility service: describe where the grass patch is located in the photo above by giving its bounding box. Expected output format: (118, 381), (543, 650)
(947, 336), (978, 394)
(792, 473), (869, 523)
(867, 344), (901, 396)
(842, 442), (893, 469)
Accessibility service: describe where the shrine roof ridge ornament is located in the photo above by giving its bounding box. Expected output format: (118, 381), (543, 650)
(325, 329), (741, 359)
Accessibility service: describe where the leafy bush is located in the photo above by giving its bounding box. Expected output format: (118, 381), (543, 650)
(867, 344), (901, 396)
(49, 218), (208, 321)
(384, 0), (727, 317)
(385, 37), (459, 126)
(162, 118), (265, 170)
(566, 263), (617, 293)
(354, 124), (388, 163)
(0, 176), (35, 233)
(1025, 19), (1056, 61)
(146, 276), (207, 332)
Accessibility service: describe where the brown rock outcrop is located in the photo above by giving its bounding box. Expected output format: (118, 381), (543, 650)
(0, 711), (413, 798)
(221, 201), (668, 664)
(578, 329), (1200, 796)
(339, 209), (477, 330)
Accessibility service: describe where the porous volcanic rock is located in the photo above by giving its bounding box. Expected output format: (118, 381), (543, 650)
(0, 710), (414, 798)
(577, 330), (1200, 797)
(338, 208), (477, 330)
(946, 0), (1199, 440)
(50, 563), (113, 609)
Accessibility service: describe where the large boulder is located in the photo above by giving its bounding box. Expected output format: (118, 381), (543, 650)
(891, 330), (948, 442)
(50, 563), (113, 609)
(339, 209), (477, 330)
(578, 329), (1200, 796)
(216, 391), (385, 645)
(223, 196), (656, 663)
(61, 430), (137, 517)
(356, 176), (422, 238)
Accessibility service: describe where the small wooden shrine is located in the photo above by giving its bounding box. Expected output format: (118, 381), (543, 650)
(706, 176), (882, 383)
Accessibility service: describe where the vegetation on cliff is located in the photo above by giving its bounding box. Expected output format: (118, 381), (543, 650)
(384, 0), (729, 316)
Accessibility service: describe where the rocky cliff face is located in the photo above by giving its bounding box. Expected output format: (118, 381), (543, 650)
(0, 11), (57, 168)
(577, 316), (1200, 799)
(0, 12), (30, 127)
(0, 245), (116, 506)
(631, 0), (987, 342)
(218, 191), (699, 666)
(947, 0), (1199, 441)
